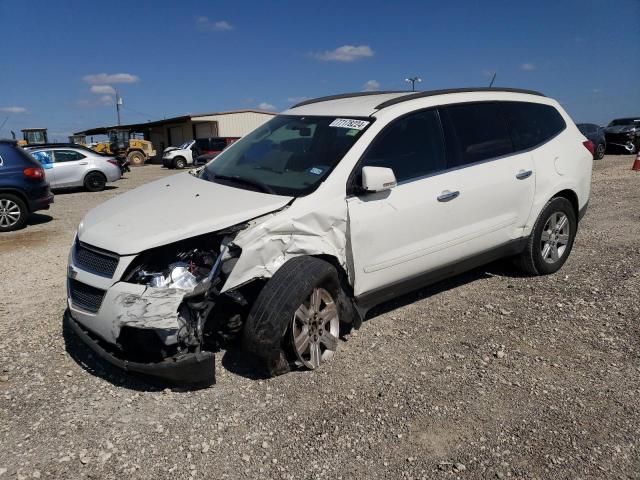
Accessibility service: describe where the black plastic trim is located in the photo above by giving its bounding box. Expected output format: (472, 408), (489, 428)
(67, 312), (216, 387)
(355, 238), (528, 311)
(578, 201), (588, 221)
(291, 91), (408, 108)
(374, 87), (546, 110)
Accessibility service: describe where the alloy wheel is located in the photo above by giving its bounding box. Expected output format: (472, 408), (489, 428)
(291, 287), (339, 369)
(540, 212), (570, 264)
(0, 199), (21, 228)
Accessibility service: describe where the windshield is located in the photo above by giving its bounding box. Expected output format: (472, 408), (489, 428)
(608, 118), (639, 127)
(201, 115), (371, 196)
(179, 141), (193, 149)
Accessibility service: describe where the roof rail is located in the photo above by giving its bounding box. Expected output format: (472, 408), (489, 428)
(374, 87), (546, 110)
(291, 91), (407, 108)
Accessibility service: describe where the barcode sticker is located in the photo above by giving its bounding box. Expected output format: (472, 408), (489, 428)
(329, 118), (370, 130)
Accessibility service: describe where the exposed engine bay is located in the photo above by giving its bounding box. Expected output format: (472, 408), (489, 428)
(111, 228), (256, 367)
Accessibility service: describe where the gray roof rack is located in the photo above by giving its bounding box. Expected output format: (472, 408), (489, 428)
(291, 91), (407, 108)
(374, 87), (545, 110)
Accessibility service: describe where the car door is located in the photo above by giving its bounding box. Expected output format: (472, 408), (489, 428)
(30, 150), (56, 187)
(52, 150), (88, 187)
(347, 103), (535, 300)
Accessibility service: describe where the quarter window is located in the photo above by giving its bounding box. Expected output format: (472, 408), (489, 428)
(440, 102), (514, 167)
(360, 109), (446, 182)
(31, 150), (54, 167)
(500, 102), (566, 150)
(54, 150), (86, 162)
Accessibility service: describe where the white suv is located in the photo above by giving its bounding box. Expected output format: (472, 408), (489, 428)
(66, 88), (592, 387)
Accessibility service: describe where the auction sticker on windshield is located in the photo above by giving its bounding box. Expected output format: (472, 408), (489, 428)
(329, 118), (370, 130)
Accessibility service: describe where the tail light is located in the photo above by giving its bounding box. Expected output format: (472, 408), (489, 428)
(23, 167), (45, 180)
(582, 140), (595, 157)
(107, 159), (119, 167)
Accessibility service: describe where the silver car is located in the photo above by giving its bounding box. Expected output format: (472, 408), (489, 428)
(28, 146), (121, 191)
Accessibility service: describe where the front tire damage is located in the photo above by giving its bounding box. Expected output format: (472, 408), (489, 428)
(242, 256), (356, 377)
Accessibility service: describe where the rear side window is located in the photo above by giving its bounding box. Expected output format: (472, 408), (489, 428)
(500, 102), (566, 150)
(31, 150), (54, 168)
(440, 102), (514, 167)
(54, 150), (86, 162)
(360, 108), (446, 182)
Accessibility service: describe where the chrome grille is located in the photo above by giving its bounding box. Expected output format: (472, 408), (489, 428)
(69, 279), (106, 313)
(74, 242), (119, 278)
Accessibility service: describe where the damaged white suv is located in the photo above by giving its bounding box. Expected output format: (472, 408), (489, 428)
(66, 88), (592, 387)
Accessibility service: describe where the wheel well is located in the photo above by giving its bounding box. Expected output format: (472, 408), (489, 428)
(0, 189), (30, 212)
(553, 189), (579, 219)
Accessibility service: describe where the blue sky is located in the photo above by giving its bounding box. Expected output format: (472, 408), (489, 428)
(1, 0), (638, 141)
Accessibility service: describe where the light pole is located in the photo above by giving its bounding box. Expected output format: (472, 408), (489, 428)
(115, 90), (123, 126)
(405, 76), (422, 92)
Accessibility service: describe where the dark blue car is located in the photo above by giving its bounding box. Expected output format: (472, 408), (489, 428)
(0, 139), (54, 232)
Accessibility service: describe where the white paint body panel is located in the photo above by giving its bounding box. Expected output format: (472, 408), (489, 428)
(69, 90), (592, 345)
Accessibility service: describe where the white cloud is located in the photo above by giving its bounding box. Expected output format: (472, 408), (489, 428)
(258, 102), (276, 111)
(76, 95), (113, 108)
(286, 96), (308, 104)
(90, 85), (116, 95)
(196, 17), (234, 31)
(0, 106), (27, 114)
(313, 45), (374, 62)
(82, 73), (140, 85)
(362, 80), (380, 91)
(520, 63), (536, 71)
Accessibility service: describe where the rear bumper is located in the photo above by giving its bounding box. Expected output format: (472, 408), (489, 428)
(66, 311), (216, 388)
(28, 192), (54, 212)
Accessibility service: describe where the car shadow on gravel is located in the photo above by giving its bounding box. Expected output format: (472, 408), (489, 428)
(366, 259), (527, 319)
(62, 311), (169, 392)
(27, 213), (53, 226)
(53, 185), (119, 195)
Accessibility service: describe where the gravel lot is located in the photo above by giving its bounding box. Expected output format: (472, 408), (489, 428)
(1, 156), (639, 479)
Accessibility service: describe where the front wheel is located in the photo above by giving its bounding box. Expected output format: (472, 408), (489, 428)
(127, 150), (145, 166)
(595, 143), (606, 160)
(514, 197), (577, 275)
(243, 256), (343, 376)
(173, 157), (186, 169)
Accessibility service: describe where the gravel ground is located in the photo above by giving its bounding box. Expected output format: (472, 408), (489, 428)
(1, 156), (639, 479)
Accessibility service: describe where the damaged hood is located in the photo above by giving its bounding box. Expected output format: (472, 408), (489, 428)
(78, 173), (292, 255)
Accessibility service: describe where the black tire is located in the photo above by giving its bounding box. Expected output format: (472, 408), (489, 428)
(514, 197), (577, 276)
(84, 172), (107, 192)
(0, 193), (28, 232)
(127, 150), (145, 166)
(243, 256), (344, 377)
(595, 143), (606, 160)
(173, 157), (186, 169)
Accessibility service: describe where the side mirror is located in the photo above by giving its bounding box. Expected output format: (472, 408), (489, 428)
(361, 166), (397, 193)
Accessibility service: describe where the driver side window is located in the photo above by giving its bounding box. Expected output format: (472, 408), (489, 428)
(360, 109), (446, 183)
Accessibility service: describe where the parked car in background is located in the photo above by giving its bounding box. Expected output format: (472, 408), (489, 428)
(577, 123), (606, 159)
(66, 88), (592, 386)
(0, 139), (53, 232)
(28, 145), (121, 192)
(163, 137), (240, 169)
(604, 117), (640, 154)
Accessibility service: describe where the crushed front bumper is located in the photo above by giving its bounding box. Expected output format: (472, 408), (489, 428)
(67, 312), (215, 388)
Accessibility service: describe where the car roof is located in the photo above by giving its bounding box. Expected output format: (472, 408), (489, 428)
(284, 87), (546, 117)
(26, 143), (109, 155)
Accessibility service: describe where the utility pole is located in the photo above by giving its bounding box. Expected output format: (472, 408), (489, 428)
(116, 90), (123, 125)
(404, 76), (422, 92)
(489, 72), (497, 88)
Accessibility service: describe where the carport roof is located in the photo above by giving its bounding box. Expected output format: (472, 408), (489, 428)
(73, 109), (277, 136)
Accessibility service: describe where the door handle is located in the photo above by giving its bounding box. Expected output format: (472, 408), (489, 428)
(79, 162), (88, 165)
(437, 190), (460, 202)
(516, 169), (533, 180)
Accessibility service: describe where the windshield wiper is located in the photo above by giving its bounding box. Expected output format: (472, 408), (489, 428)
(213, 174), (275, 194)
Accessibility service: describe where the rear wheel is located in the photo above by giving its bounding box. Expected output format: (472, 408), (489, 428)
(514, 197), (576, 275)
(243, 256), (343, 376)
(0, 194), (28, 232)
(595, 143), (606, 159)
(127, 150), (145, 166)
(84, 172), (107, 192)
(173, 157), (186, 169)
